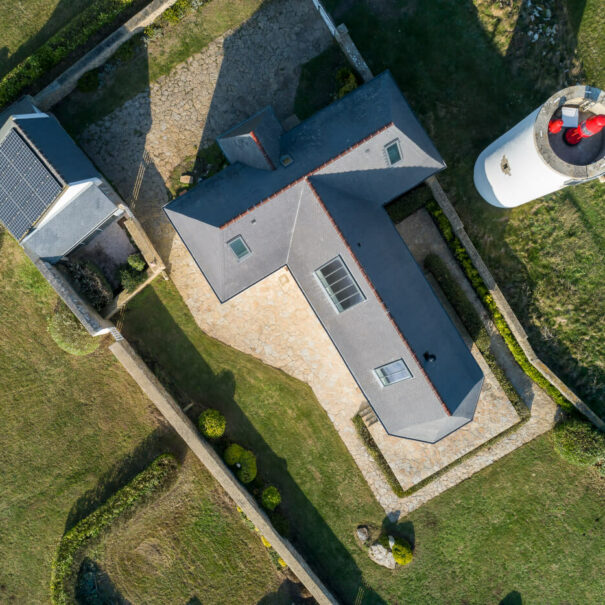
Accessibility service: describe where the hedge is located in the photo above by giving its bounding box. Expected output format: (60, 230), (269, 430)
(425, 200), (575, 413)
(0, 0), (140, 109)
(50, 454), (178, 605)
(424, 253), (529, 420)
(352, 415), (404, 497)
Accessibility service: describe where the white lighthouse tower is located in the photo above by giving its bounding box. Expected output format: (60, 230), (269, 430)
(474, 85), (605, 208)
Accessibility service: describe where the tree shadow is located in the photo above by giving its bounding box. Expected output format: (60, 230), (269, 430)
(120, 286), (387, 604)
(76, 557), (131, 605)
(500, 590), (523, 605)
(65, 425), (186, 532)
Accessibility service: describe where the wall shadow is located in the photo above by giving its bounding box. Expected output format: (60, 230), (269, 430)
(64, 425), (186, 532)
(120, 286), (387, 604)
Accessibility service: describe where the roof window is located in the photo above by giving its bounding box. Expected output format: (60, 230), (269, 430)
(375, 359), (412, 386)
(315, 256), (365, 313)
(228, 235), (251, 260)
(385, 139), (402, 166)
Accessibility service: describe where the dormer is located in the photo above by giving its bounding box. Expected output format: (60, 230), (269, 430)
(218, 106), (283, 171)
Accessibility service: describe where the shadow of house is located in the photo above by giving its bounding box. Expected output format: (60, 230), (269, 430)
(120, 285), (387, 604)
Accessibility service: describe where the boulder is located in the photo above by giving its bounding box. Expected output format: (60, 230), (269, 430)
(179, 174), (195, 185)
(368, 542), (396, 569)
(356, 525), (370, 543)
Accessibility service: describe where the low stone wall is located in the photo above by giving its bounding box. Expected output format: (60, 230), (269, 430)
(34, 0), (180, 110)
(425, 175), (604, 430)
(311, 0), (373, 82)
(110, 338), (339, 605)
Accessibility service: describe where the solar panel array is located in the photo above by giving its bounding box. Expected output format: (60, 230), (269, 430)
(0, 129), (62, 240)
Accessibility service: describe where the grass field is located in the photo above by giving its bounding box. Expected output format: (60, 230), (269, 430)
(121, 279), (605, 603)
(84, 455), (289, 604)
(0, 233), (164, 602)
(316, 0), (604, 417)
(54, 0), (264, 134)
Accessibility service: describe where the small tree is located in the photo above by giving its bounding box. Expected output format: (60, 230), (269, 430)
(261, 486), (281, 511)
(198, 409), (226, 439)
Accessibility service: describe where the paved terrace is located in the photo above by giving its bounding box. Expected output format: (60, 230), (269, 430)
(76, 0), (555, 516)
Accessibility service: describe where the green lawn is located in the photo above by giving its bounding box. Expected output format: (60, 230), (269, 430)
(316, 0), (604, 417)
(121, 278), (605, 604)
(83, 455), (289, 604)
(54, 0), (265, 135)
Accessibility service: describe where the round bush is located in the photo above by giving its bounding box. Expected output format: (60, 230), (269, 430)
(261, 486), (281, 511)
(118, 265), (147, 292)
(198, 409), (226, 439)
(553, 418), (605, 467)
(237, 450), (257, 484)
(391, 538), (413, 566)
(48, 304), (99, 356)
(127, 253), (146, 272)
(224, 443), (244, 466)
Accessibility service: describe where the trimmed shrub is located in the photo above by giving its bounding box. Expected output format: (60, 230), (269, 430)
(198, 408), (226, 439)
(127, 252), (146, 272)
(261, 486), (281, 511)
(224, 443), (244, 466)
(118, 264), (147, 292)
(0, 0), (139, 108)
(76, 70), (100, 93)
(50, 454), (178, 605)
(426, 200), (575, 413)
(391, 538), (413, 566)
(335, 67), (358, 99)
(553, 418), (605, 469)
(63, 259), (113, 311)
(48, 304), (99, 356)
(237, 450), (257, 484)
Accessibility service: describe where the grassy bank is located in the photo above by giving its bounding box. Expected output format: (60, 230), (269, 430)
(0, 234), (165, 602)
(121, 278), (605, 603)
(54, 0), (264, 134)
(83, 455), (290, 603)
(314, 0), (604, 417)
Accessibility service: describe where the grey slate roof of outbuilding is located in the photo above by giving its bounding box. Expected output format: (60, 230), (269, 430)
(165, 71), (484, 442)
(21, 184), (117, 262)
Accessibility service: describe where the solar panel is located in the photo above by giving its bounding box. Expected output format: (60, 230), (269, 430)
(0, 129), (62, 239)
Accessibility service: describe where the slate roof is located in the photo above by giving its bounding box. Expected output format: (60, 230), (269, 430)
(165, 71), (484, 442)
(21, 184), (117, 262)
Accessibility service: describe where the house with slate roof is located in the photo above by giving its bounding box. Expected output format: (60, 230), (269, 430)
(165, 71), (484, 443)
(0, 97), (123, 263)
